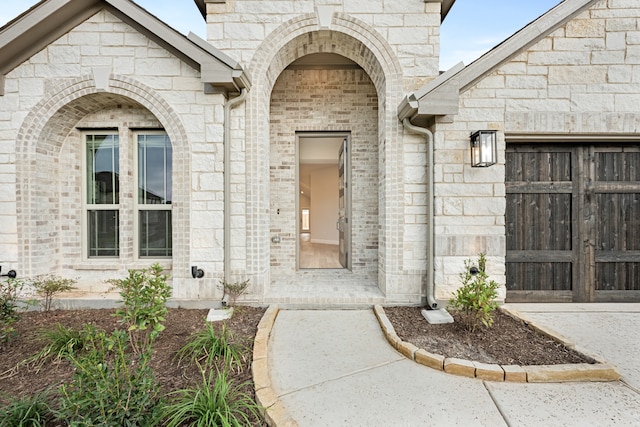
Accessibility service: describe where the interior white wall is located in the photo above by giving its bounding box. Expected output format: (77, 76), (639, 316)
(310, 165), (339, 244)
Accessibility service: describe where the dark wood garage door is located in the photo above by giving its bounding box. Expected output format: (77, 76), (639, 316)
(506, 143), (640, 302)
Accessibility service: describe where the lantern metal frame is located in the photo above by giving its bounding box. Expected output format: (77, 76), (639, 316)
(470, 130), (497, 167)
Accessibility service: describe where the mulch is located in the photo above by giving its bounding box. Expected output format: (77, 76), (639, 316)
(384, 306), (592, 366)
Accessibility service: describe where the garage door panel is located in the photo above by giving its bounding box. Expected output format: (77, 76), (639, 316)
(507, 262), (572, 292)
(596, 262), (640, 291)
(596, 193), (640, 251)
(507, 143), (640, 303)
(595, 151), (640, 181)
(506, 193), (572, 251)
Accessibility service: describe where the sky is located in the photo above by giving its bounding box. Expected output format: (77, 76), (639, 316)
(1, 0), (562, 71)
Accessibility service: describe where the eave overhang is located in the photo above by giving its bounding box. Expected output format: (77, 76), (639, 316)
(397, 62), (464, 126)
(0, 0), (250, 96)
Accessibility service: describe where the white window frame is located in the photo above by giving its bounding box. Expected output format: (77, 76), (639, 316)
(82, 131), (120, 260)
(134, 131), (173, 260)
(81, 129), (173, 261)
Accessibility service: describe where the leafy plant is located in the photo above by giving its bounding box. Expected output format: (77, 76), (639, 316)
(25, 323), (94, 371)
(28, 275), (77, 312)
(108, 263), (172, 354)
(219, 279), (250, 307)
(57, 329), (163, 427)
(161, 366), (262, 427)
(176, 323), (246, 372)
(0, 392), (54, 427)
(448, 253), (500, 332)
(0, 278), (31, 344)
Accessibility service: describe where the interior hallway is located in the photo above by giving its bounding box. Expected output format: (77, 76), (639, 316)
(299, 233), (342, 269)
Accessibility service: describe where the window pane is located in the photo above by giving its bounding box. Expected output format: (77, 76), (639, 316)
(86, 135), (119, 204)
(138, 134), (172, 205)
(88, 210), (119, 257)
(139, 210), (172, 257)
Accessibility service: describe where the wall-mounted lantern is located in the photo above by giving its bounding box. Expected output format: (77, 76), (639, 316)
(470, 130), (497, 167)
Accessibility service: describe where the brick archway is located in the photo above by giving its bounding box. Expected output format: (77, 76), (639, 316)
(15, 74), (190, 277)
(244, 12), (405, 293)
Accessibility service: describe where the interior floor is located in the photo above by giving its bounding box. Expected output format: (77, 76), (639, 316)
(299, 233), (342, 269)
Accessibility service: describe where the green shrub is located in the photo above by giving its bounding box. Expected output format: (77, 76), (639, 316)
(57, 329), (163, 427)
(28, 275), (77, 312)
(108, 263), (172, 354)
(0, 278), (29, 344)
(0, 392), (53, 427)
(219, 279), (250, 307)
(176, 323), (246, 372)
(161, 367), (262, 427)
(448, 253), (500, 332)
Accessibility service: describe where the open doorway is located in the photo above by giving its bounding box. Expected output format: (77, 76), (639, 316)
(297, 133), (350, 269)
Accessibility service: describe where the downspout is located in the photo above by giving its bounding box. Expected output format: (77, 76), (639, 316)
(401, 118), (439, 309)
(223, 89), (248, 287)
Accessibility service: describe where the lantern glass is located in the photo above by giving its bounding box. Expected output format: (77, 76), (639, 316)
(470, 130), (497, 167)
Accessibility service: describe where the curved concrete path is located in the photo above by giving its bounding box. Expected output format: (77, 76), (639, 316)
(267, 308), (640, 426)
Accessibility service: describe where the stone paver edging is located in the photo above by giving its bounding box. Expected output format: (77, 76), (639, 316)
(373, 305), (620, 383)
(252, 305), (299, 427)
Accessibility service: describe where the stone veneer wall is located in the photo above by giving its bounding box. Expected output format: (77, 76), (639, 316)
(209, 1), (436, 303)
(433, 0), (640, 299)
(205, 0), (442, 89)
(1, 10), (228, 299)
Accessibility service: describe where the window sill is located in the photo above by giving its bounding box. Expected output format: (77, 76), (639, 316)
(73, 260), (173, 271)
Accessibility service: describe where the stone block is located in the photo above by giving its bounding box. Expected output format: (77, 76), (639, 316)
(257, 305), (279, 331)
(373, 305), (396, 336)
(444, 357), (475, 378)
(252, 358), (271, 390)
(414, 349), (444, 371)
(252, 337), (268, 361)
(502, 365), (527, 382)
(524, 363), (620, 383)
(265, 401), (299, 427)
(474, 362), (504, 382)
(397, 340), (418, 360)
(385, 332), (402, 351)
(255, 387), (278, 409)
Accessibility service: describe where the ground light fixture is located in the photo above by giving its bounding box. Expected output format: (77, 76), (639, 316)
(470, 130), (497, 167)
(0, 265), (17, 278)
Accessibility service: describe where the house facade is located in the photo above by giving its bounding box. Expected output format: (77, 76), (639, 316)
(0, 0), (639, 307)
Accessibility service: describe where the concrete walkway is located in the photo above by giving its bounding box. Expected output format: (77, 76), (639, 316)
(267, 305), (640, 426)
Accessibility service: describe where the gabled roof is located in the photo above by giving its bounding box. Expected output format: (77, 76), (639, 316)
(0, 0), (250, 95)
(398, 0), (600, 124)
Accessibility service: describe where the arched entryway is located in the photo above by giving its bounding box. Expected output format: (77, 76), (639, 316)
(243, 13), (405, 302)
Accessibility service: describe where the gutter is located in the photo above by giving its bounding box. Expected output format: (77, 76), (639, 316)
(223, 89), (248, 285)
(401, 118), (439, 309)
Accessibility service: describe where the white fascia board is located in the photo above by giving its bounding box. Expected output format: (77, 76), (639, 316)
(397, 62), (464, 122)
(107, 0), (248, 89)
(187, 32), (240, 70)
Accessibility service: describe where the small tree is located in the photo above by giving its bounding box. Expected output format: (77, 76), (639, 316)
(448, 253), (500, 332)
(108, 263), (172, 354)
(29, 275), (77, 312)
(219, 279), (250, 307)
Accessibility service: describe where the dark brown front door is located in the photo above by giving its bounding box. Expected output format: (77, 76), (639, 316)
(506, 143), (640, 302)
